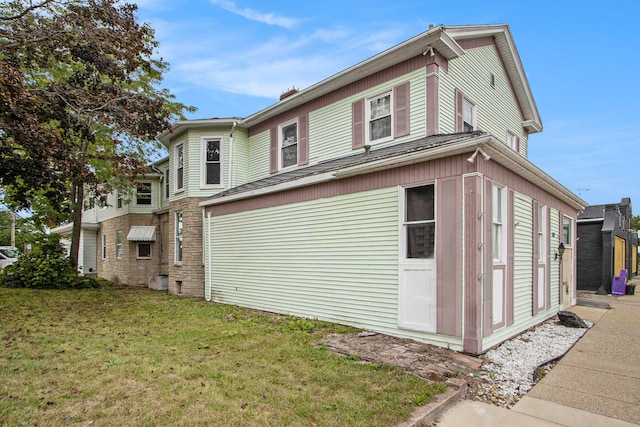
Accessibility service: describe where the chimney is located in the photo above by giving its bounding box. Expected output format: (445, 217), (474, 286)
(280, 87), (299, 101)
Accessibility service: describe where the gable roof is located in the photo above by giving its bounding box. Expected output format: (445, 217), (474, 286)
(243, 24), (542, 133)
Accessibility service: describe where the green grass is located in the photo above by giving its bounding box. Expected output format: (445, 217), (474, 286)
(0, 284), (446, 426)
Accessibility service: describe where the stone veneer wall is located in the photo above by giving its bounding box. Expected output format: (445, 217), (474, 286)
(98, 213), (161, 286)
(168, 197), (205, 298)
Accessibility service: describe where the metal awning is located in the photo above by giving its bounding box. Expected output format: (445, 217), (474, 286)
(127, 226), (156, 242)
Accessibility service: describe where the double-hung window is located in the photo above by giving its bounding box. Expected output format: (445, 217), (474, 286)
(175, 143), (184, 192)
(101, 234), (107, 260)
(366, 91), (392, 144)
(115, 230), (122, 259)
(201, 137), (222, 186)
(404, 184), (435, 259)
(135, 182), (152, 206)
(492, 185), (507, 262)
(507, 131), (519, 152)
(175, 212), (183, 263)
(279, 119), (298, 168)
(463, 98), (476, 132)
(164, 169), (170, 200)
(116, 192), (123, 209)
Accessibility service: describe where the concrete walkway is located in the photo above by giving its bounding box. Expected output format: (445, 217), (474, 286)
(436, 283), (640, 426)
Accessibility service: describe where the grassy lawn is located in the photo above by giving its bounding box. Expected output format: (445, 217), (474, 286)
(0, 284), (446, 426)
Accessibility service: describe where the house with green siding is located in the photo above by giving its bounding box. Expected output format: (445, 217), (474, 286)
(59, 24), (586, 355)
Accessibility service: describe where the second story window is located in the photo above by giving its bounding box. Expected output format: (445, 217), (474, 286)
(201, 137), (222, 186)
(507, 131), (519, 152)
(367, 91), (392, 143)
(136, 182), (152, 206)
(116, 192), (123, 209)
(175, 143), (184, 192)
(280, 119), (298, 168)
(164, 169), (169, 200)
(463, 99), (476, 132)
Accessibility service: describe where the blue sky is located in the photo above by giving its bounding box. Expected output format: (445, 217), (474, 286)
(134, 0), (639, 208)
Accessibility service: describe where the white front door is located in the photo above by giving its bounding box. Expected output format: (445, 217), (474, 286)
(398, 184), (437, 333)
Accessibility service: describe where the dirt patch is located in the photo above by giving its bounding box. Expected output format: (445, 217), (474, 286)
(323, 331), (505, 407)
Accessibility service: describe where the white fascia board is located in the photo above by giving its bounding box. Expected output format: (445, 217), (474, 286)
(577, 218), (605, 223)
(157, 118), (243, 147)
(482, 142), (586, 210)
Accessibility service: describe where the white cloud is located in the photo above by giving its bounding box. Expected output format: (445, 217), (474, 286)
(209, 0), (299, 29)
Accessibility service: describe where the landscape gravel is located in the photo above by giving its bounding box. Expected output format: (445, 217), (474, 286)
(473, 318), (592, 407)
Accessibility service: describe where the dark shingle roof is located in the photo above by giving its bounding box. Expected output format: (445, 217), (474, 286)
(207, 131), (484, 201)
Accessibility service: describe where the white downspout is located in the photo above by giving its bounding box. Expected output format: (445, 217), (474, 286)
(227, 121), (237, 189)
(205, 211), (212, 302)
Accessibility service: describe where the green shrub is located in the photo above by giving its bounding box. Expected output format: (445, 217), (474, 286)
(0, 234), (98, 289)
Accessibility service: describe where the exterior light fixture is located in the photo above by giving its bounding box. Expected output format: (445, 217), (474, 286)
(557, 242), (565, 261)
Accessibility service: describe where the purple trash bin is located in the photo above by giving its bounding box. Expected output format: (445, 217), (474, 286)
(612, 275), (626, 296)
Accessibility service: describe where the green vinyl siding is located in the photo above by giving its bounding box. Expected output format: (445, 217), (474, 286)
(246, 69), (426, 184)
(208, 187), (400, 330)
(309, 69), (426, 165)
(439, 45), (528, 157)
(483, 191), (547, 350)
(513, 192), (534, 323)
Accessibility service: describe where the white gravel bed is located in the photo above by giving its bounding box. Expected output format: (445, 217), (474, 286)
(478, 318), (592, 400)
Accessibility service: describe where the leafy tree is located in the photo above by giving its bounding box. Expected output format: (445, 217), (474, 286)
(632, 215), (640, 232)
(0, 0), (194, 265)
(0, 233), (98, 289)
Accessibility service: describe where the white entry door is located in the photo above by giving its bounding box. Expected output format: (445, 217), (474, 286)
(398, 184), (437, 333)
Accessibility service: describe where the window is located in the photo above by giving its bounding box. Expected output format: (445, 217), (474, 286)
(404, 184), (435, 258)
(136, 182), (152, 205)
(563, 217), (572, 246)
(366, 91), (392, 143)
(101, 234), (107, 260)
(537, 205), (546, 260)
(202, 137), (222, 185)
(117, 192), (123, 209)
(164, 169), (170, 200)
(463, 98), (476, 132)
(279, 120), (298, 168)
(175, 211), (183, 263)
(175, 143), (184, 192)
(507, 131), (519, 151)
(115, 230), (122, 259)
(492, 185), (507, 262)
(137, 243), (152, 259)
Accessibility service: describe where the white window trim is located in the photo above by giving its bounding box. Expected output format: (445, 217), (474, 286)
(400, 182), (437, 261)
(175, 211), (183, 264)
(174, 142), (185, 194)
(116, 191), (123, 209)
(115, 230), (122, 260)
(135, 181), (153, 207)
(492, 184), (507, 263)
(506, 131), (518, 151)
(101, 233), (107, 260)
(365, 90), (393, 145)
(463, 97), (477, 131)
(136, 242), (152, 259)
(278, 118), (298, 170)
(200, 136), (224, 188)
(563, 215), (573, 248)
(164, 168), (170, 200)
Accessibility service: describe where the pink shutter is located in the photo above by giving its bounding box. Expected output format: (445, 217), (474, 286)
(269, 127), (278, 173)
(454, 88), (463, 132)
(298, 115), (309, 166)
(394, 81), (410, 137)
(351, 99), (365, 150)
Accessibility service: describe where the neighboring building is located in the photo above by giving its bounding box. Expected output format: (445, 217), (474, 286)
(577, 198), (638, 294)
(52, 157), (170, 288)
(55, 24), (586, 354)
